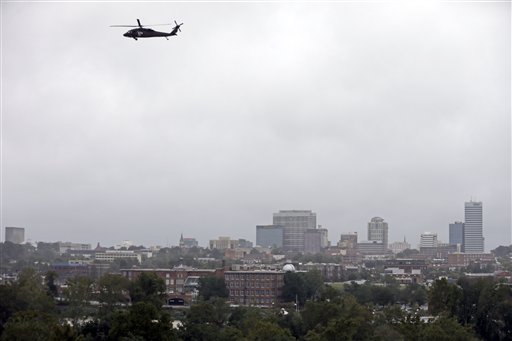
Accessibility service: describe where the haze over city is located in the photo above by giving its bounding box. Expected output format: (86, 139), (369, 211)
(1, 2), (510, 250)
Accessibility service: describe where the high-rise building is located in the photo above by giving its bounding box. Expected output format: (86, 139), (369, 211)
(367, 217), (389, 250)
(464, 201), (484, 253)
(273, 210), (316, 252)
(256, 225), (283, 248)
(449, 222), (464, 250)
(5, 227), (25, 244)
(420, 232), (438, 248)
(304, 229), (322, 254)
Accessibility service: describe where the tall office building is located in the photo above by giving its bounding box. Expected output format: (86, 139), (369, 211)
(273, 210), (316, 252)
(5, 227), (25, 244)
(303, 228), (328, 254)
(256, 225), (284, 248)
(367, 217), (389, 250)
(304, 229), (322, 254)
(449, 222), (464, 250)
(464, 201), (484, 253)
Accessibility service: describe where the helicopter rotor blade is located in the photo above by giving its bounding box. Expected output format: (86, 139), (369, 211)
(110, 25), (139, 27)
(137, 19), (143, 28)
(174, 21), (183, 32)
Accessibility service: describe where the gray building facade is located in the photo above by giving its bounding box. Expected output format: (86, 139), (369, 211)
(273, 210), (316, 252)
(5, 227), (25, 244)
(449, 221), (464, 250)
(256, 225), (283, 248)
(304, 229), (322, 254)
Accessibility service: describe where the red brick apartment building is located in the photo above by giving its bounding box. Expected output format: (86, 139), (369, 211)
(224, 270), (285, 307)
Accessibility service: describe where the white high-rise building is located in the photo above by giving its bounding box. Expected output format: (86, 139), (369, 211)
(367, 217), (389, 250)
(273, 210), (316, 252)
(464, 201), (484, 253)
(420, 232), (438, 248)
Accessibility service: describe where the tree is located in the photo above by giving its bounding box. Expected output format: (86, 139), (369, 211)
(244, 319), (295, 341)
(303, 270), (325, 300)
(129, 272), (166, 308)
(63, 276), (94, 325)
(198, 276), (229, 301)
(418, 315), (478, 341)
(428, 278), (461, 316)
(1, 310), (76, 341)
(97, 273), (130, 314)
(44, 271), (59, 298)
(0, 283), (18, 335)
(281, 272), (307, 305)
(371, 285), (396, 306)
(0, 268), (56, 335)
(474, 281), (512, 340)
(230, 307), (295, 341)
(179, 298), (231, 341)
(281, 270), (324, 306)
(16, 268), (56, 314)
(301, 301), (342, 332)
(304, 295), (373, 341)
(109, 302), (175, 341)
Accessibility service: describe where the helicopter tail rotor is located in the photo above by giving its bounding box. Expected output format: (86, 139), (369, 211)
(174, 20), (183, 32)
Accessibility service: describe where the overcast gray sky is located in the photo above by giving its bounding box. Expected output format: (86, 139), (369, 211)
(1, 1), (510, 250)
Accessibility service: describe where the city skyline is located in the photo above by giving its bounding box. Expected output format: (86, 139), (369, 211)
(2, 3), (510, 251)
(3, 199), (507, 252)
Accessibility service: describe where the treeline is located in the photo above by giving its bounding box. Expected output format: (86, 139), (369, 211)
(428, 277), (512, 340)
(2, 268), (512, 340)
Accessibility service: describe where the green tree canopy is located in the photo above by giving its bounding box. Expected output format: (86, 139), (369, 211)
(109, 302), (175, 341)
(129, 272), (166, 308)
(97, 273), (130, 315)
(198, 276), (229, 301)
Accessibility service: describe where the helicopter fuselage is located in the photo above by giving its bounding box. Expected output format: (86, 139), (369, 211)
(123, 28), (177, 40)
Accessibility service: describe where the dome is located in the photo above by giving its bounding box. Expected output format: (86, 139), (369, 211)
(282, 264), (296, 272)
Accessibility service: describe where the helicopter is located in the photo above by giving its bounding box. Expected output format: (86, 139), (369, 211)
(111, 19), (183, 40)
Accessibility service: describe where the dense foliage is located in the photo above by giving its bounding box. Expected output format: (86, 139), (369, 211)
(3, 267), (512, 340)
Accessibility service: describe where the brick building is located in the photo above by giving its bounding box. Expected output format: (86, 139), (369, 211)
(224, 270), (285, 307)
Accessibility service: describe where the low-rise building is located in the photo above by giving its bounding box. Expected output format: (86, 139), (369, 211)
(58, 242), (92, 255)
(357, 240), (387, 255)
(385, 259), (428, 273)
(95, 250), (141, 263)
(224, 270), (285, 307)
(299, 262), (344, 282)
(447, 252), (494, 268)
(389, 239), (411, 254)
(384, 267), (423, 284)
(420, 244), (457, 260)
(210, 237), (238, 250)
